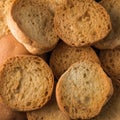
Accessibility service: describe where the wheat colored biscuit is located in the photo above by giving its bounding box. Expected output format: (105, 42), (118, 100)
(50, 42), (100, 79)
(0, 33), (30, 66)
(7, 0), (59, 55)
(56, 60), (113, 119)
(0, 55), (54, 111)
(94, 0), (120, 49)
(99, 48), (120, 81)
(54, 0), (111, 47)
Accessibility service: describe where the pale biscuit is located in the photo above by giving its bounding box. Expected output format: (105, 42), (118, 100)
(7, 0), (59, 55)
(56, 60), (113, 119)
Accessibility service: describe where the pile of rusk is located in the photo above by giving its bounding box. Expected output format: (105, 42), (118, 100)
(0, 0), (120, 120)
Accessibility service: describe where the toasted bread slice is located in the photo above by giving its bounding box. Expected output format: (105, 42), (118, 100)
(54, 0), (111, 47)
(0, 33), (30, 66)
(50, 41), (100, 79)
(0, 96), (27, 120)
(56, 60), (113, 119)
(99, 48), (120, 81)
(7, 0), (59, 55)
(94, 0), (120, 49)
(0, 55), (54, 111)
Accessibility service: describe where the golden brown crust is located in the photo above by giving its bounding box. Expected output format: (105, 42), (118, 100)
(54, 0), (111, 47)
(56, 60), (113, 119)
(7, 0), (59, 55)
(0, 33), (30, 66)
(0, 55), (54, 111)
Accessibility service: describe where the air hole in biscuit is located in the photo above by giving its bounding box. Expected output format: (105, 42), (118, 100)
(84, 96), (90, 104)
(21, 4), (25, 7)
(76, 49), (81, 52)
(81, 41), (85, 44)
(83, 73), (86, 78)
(92, 31), (96, 36)
(107, 25), (111, 30)
(62, 13), (65, 16)
(26, 102), (31, 106)
(86, 69), (89, 72)
(45, 91), (48, 96)
(71, 43), (75, 46)
(64, 106), (69, 113)
(86, 81), (90, 84)
(28, 14), (31, 17)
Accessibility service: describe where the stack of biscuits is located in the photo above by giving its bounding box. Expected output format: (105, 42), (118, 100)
(0, 0), (120, 120)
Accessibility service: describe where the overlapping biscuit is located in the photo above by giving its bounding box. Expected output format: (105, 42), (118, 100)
(94, 0), (120, 49)
(56, 60), (113, 119)
(54, 0), (111, 47)
(7, 0), (59, 55)
(50, 41), (100, 79)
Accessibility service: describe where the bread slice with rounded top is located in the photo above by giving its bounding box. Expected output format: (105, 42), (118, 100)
(0, 55), (54, 111)
(7, 0), (59, 55)
(50, 41), (100, 79)
(94, 0), (120, 49)
(0, 33), (30, 66)
(99, 48), (120, 81)
(56, 60), (113, 119)
(54, 0), (111, 47)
